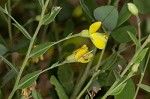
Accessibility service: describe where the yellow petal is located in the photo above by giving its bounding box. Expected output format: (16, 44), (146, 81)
(90, 33), (108, 49)
(89, 22), (102, 34)
(78, 51), (93, 63)
(74, 45), (88, 61)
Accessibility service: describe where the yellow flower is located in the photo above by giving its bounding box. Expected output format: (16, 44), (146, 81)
(89, 22), (108, 49)
(66, 45), (93, 63)
(80, 22), (108, 49)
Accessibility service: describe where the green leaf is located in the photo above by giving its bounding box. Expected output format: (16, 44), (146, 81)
(43, 7), (62, 25)
(105, 71), (116, 86)
(79, 0), (94, 20)
(57, 64), (74, 94)
(111, 25), (136, 43)
(37, 0), (44, 7)
(29, 42), (54, 58)
(101, 52), (118, 70)
(117, 4), (131, 27)
(32, 90), (42, 99)
(0, 44), (8, 55)
(111, 82), (127, 95)
(2, 6), (31, 39)
(94, 6), (118, 30)
(13, 23), (31, 40)
(0, 55), (18, 73)
(18, 70), (41, 89)
(50, 75), (69, 99)
(128, 31), (140, 47)
(1, 69), (17, 87)
(138, 84), (150, 93)
(134, 0), (150, 14)
(115, 78), (135, 99)
(134, 48), (149, 63)
(0, 7), (31, 40)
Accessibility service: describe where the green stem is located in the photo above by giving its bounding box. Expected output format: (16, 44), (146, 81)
(76, 33), (110, 98)
(136, 15), (141, 45)
(95, 48), (105, 71)
(95, 33), (110, 71)
(101, 35), (150, 99)
(29, 34), (80, 58)
(102, 74), (132, 99)
(121, 35), (150, 77)
(41, 25), (48, 42)
(133, 50), (150, 99)
(17, 61), (67, 89)
(71, 48), (97, 99)
(76, 70), (101, 99)
(8, 0), (50, 98)
(8, 0), (13, 48)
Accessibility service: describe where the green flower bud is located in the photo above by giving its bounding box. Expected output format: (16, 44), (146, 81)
(131, 63), (140, 73)
(127, 3), (138, 15)
(35, 15), (41, 21)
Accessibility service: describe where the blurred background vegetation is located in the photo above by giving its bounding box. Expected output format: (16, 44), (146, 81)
(0, 0), (150, 99)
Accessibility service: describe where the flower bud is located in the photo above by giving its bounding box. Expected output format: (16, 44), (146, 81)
(127, 3), (138, 15)
(35, 15), (41, 21)
(72, 5), (82, 18)
(131, 63), (140, 73)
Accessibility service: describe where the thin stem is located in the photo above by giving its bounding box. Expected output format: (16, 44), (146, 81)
(95, 33), (110, 71)
(121, 35), (150, 77)
(133, 50), (150, 99)
(17, 61), (67, 89)
(29, 34), (80, 58)
(101, 35), (150, 99)
(8, 0), (13, 47)
(41, 25), (48, 42)
(136, 15), (141, 45)
(95, 48), (105, 71)
(76, 70), (101, 99)
(90, 36), (147, 72)
(102, 74), (132, 99)
(8, 0), (50, 98)
(76, 33), (110, 98)
(71, 48), (97, 99)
